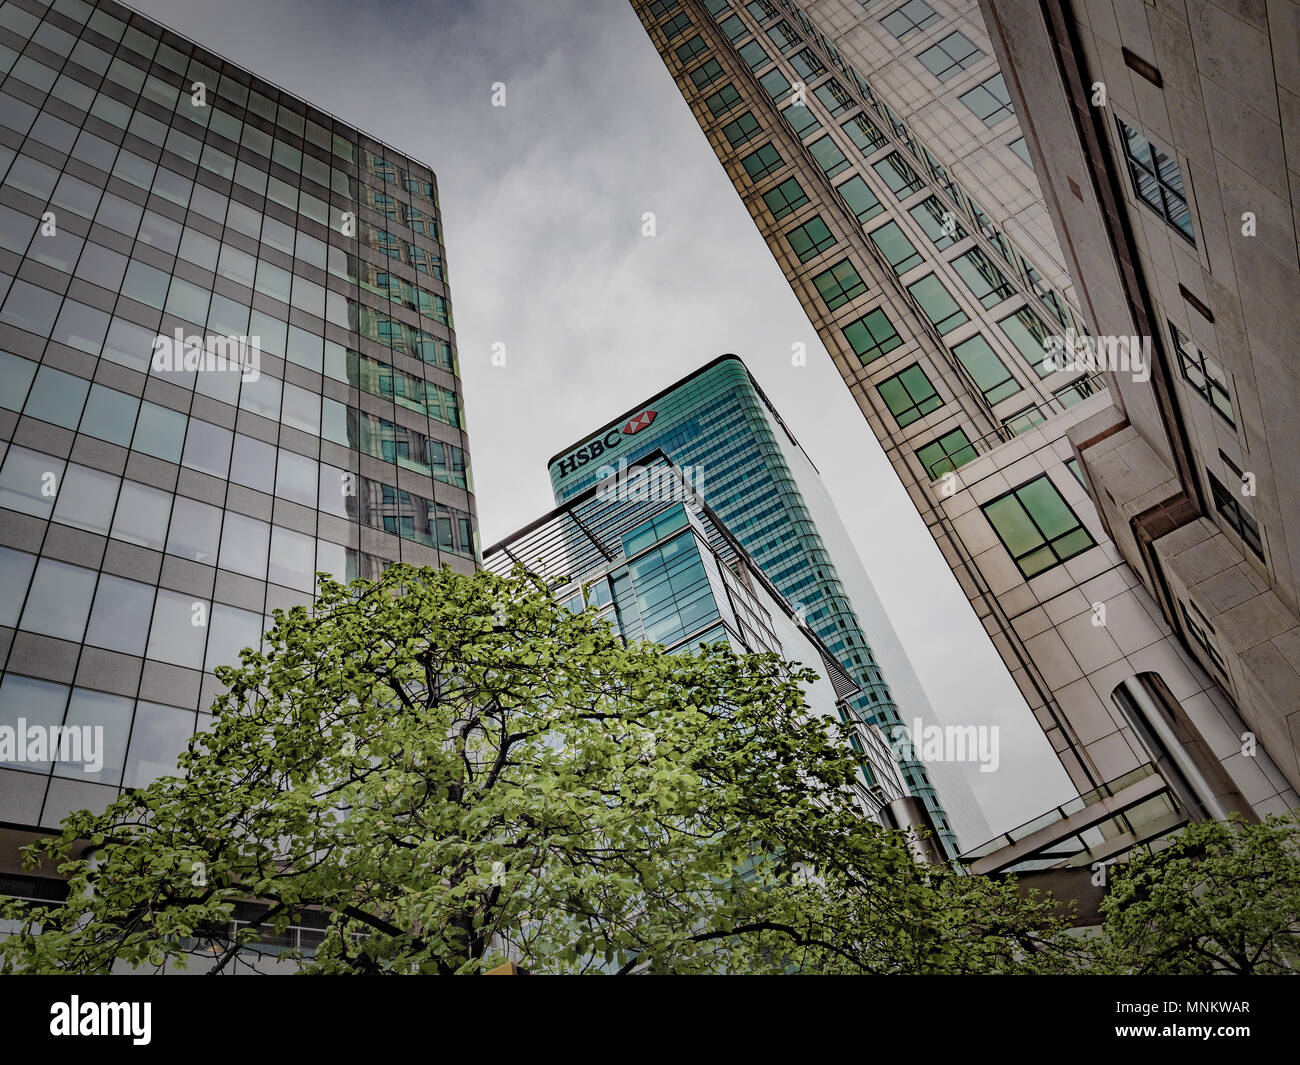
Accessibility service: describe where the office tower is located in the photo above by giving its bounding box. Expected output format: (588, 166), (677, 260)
(486, 450), (935, 851)
(628, 0), (1297, 875)
(546, 355), (986, 858)
(974, 0), (1300, 806)
(0, 0), (474, 889)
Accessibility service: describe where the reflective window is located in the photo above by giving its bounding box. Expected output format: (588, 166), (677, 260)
(180, 419), (233, 478)
(230, 433), (276, 493)
(274, 448), (318, 507)
(843, 308), (903, 365)
(85, 573), (155, 656)
(917, 428), (978, 479)
(110, 480), (173, 550)
(0, 545), (36, 627)
(23, 365), (89, 428)
(0, 675), (68, 773)
(0, 445), (64, 518)
(878, 364), (942, 427)
(56, 689), (132, 785)
(205, 603), (264, 672)
(19, 558), (97, 641)
(79, 384), (139, 446)
(907, 274), (969, 334)
(952, 334), (1021, 404)
(124, 701), (195, 789)
(269, 525), (317, 591)
(146, 589), (209, 669)
(218, 511), (270, 578)
(132, 401), (187, 462)
(51, 464), (119, 535)
(982, 475), (1095, 577)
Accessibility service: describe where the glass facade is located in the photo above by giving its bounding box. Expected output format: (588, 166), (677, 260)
(546, 356), (960, 858)
(0, 0), (474, 830)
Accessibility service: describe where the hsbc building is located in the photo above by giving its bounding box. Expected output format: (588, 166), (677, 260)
(545, 356), (983, 859)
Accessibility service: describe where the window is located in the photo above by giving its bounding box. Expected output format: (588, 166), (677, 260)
(767, 19), (801, 51)
(874, 152), (925, 197)
(813, 78), (854, 116)
(998, 307), (1055, 378)
(648, 0), (679, 18)
(706, 83), (743, 116)
(843, 308), (902, 365)
(738, 39), (770, 68)
(785, 216), (837, 262)
(759, 68), (792, 100)
(674, 35), (707, 63)
(19, 558), (96, 641)
(719, 14), (747, 41)
(959, 74), (1013, 126)
(662, 12), (692, 39)
(952, 334), (1021, 404)
(1170, 321), (1234, 425)
(909, 196), (965, 249)
(882, 0), (940, 40)
(842, 113), (887, 154)
(1179, 601), (1229, 678)
(51, 464), (118, 535)
(982, 476), (1095, 577)
(878, 365), (942, 427)
(762, 177), (808, 220)
(781, 102), (821, 137)
(166, 496), (222, 565)
(124, 702), (195, 789)
(111, 481), (172, 551)
(722, 112), (762, 148)
(1007, 136), (1032, 167)
(917, 428), (977, 479)
(835, 175), (883, 223)
(747, 0), (777, 21)
(219, 512), (271, 579)
(689, 58), (724, 89)
(1066, 457), (1085, 486)
(1055, 376), (1101, 409)
(1002, 406), (1046, 435)
(790, 48), (825, 81)
(85, 574), (155, 656)
(907, 275), (968, 333)
(131, 402), (187, 462)
(1117, 118), (1194, 243)
(1207, 471), (1265, 562)
(807, 135), (849, 176)
(811, 260), (868, 310)
(869, 221), (923, 274)
(24, 366), (89, 429)
(952, 247), (1013, 307)
(917, 32), (982, 81)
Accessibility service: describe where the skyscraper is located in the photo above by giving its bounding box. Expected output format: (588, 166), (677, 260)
(487, 450), (938, 855)
(0, 0), (474, 888)
(974, 0), (1300, 804)
(627, 0), (1298, 869)
(546, 354), (986, 858)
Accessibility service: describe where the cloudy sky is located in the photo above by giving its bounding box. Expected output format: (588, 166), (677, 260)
(129, 0), (1074, 834)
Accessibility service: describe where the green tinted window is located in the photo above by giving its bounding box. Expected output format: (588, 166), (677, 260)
(843, 308), (902, 365)
(982, 475), (1095, 577)
(811, 259), (867, 310)
(878, 364), (941, 427)
(762, 177), (808, 220)
(916, 428), (977, 479)
(907, 274), (968, 334)
(835, 175), (882, 223)
(952, 334), (1021, 404)
(785, 216), (836, 262)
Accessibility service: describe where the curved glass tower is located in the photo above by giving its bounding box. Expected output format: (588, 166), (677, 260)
(547, 355), (973, 858)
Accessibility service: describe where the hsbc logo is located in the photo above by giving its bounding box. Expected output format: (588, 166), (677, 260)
(555, 410), (658, 478)
(623, 409), (657, 435)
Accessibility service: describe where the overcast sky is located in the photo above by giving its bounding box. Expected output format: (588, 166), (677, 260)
(128, 0), (1074, 834)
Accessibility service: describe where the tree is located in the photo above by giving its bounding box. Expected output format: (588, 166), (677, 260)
(1085, 813), (1300, 974)
(1, 564), (1069, 975)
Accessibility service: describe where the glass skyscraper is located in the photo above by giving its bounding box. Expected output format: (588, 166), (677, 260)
(0, 0), (474, 851)
(547, 355), (976, 859)
(485, 453), (922, 844)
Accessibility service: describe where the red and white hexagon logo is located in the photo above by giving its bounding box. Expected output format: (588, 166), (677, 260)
(622, 409), (657, 435)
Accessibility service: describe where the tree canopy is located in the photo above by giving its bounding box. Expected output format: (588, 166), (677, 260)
(0, 564), (1070, 975)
